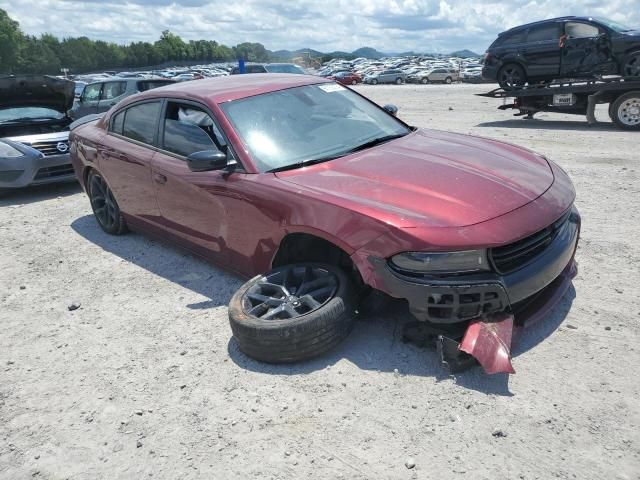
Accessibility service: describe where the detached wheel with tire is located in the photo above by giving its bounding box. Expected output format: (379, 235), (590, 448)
(228, 263), (356, 363)
(609, 91), (640, 130)
(88, 170), (128, 235)
(498, 63), (526, 89)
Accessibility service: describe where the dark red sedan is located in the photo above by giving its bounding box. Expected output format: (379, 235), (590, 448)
(329, 71), (363, 85)
(69, 74), (580, 373)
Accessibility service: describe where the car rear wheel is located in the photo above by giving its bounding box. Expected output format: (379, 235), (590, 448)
(228, 263), (356, 363)
(396, 77), (403, 84)
(498, 64), (526, 89)
(623, 51), (640, 77)
(609, 91), (640, 130)
(445, 76), (453, 84)
(421, 77), (429, 84)
(88, 171), (128, 235)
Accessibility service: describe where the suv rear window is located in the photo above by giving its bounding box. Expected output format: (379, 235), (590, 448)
(121, 102), (161, 145)
(527, 24), (561, 42)
(499, 30), (526, 46)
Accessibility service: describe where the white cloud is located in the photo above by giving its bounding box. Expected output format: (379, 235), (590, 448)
(1, 0), (639, 53)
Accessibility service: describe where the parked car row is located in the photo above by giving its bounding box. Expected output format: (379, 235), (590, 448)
(315, 55), (483, 85)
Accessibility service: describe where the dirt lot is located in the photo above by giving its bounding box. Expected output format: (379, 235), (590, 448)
(1, 83), (639, 480)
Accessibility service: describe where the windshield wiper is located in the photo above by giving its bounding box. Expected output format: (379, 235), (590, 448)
(268, 133), (408, 173)
(341, 133), (408, 155)
(268, 157), (336, 173)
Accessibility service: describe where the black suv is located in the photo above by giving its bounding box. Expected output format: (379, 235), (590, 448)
(483, 16), (640, 88)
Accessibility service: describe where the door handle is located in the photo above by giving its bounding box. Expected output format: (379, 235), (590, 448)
(153, 173), (167, 185)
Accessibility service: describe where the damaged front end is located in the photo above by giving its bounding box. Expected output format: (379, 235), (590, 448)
(370, 207), (581, 374)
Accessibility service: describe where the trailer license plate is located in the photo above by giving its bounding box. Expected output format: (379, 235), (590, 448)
(553, 93), (575, 106)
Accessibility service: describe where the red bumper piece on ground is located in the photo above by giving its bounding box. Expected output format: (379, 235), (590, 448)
(460, 313), (516, 374)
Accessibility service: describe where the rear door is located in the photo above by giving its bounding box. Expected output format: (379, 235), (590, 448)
(560, 21), (617, 76)
(96, 81), (127, 113)
(97, 100), (162, 220)
(520, 23), (562, 77)
(151, 100), (249, 270)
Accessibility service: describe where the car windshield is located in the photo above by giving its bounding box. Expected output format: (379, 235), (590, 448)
(595, 17), (633, 32)
(220, 83), (410, 172)
(0, 107), (64, 123)
(265, 64), (306, 74)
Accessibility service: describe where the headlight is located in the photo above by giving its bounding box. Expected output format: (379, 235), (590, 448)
(0, 141), (23, 158)
(390, 250), (490, 274)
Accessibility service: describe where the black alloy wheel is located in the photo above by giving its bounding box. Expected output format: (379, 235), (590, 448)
(88, 171), (127, 235)
(498, 64), (526, 89)
(228, 263), (356, 363)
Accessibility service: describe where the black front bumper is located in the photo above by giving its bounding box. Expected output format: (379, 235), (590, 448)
(370, 207), (580, 324)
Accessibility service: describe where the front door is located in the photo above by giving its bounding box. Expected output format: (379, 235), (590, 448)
(96, 81), (128, 114)
(561, 21), (617, 76)
(73, 82), (102, 119)
(97, 100), (162, 221)
(151, 100), (250, 272)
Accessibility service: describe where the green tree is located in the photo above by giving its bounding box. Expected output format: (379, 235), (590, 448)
(0, 8), (24, 73)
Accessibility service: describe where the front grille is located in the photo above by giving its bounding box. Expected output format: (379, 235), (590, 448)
(23, 140), (69, 157)
(424, 286), (507, 322)
(34, 164), (74, 180)
(490, 211), (571, 274)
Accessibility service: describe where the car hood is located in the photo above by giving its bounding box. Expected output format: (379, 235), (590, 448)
(0, 75), (75, 113)
(275, 129), (554, 228)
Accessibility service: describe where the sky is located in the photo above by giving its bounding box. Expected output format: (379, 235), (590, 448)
(2, 0), (640, 54)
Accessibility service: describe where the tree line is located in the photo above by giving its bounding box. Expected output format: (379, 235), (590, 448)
(0, 9), (271, 75)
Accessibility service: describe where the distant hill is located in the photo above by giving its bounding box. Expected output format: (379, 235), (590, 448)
(268, 46), (482, 63)
(450, 49), (481, 58)
(351, 47), (385, 59)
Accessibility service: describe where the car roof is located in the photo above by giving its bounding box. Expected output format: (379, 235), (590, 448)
(133, 73), (330, 104)
(499, 16), (598, 35)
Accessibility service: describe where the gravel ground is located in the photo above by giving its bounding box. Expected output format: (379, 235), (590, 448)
(1, 83), (639, 480)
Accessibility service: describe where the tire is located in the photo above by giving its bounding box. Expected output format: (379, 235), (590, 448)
(623, 51), (640, 77)
(609, 91), (640, 130)
(371, 79), (378, 85)
(421, 77), (429, 84)
(396, 77), (403, 85)
(445, 77), (453, 84)
(351, 80), (357, 85)
(87, 170), (128, 235)
(498, 63), (526, 89)
(228, 263), (356, 363)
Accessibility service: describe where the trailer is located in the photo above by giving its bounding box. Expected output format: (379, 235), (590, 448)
(478, 76), (640, 130)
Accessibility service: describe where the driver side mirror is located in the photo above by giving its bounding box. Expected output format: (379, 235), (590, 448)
(186, 149), (227, 172)
(383, 104), (399, 116)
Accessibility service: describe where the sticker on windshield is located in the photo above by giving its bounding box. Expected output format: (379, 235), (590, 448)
(318, 84), (344, 93)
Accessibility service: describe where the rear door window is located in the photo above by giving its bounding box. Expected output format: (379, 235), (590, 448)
(527, 24), (562, 42)
(110, 110), (125, 134)
(121, 102), (161, 145)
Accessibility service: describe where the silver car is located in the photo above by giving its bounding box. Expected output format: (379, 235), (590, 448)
(0, 76), (76, 192)
(410, 68), (459, 84)
(363, 69), (406, 85)
(69, 78), (174, 120)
